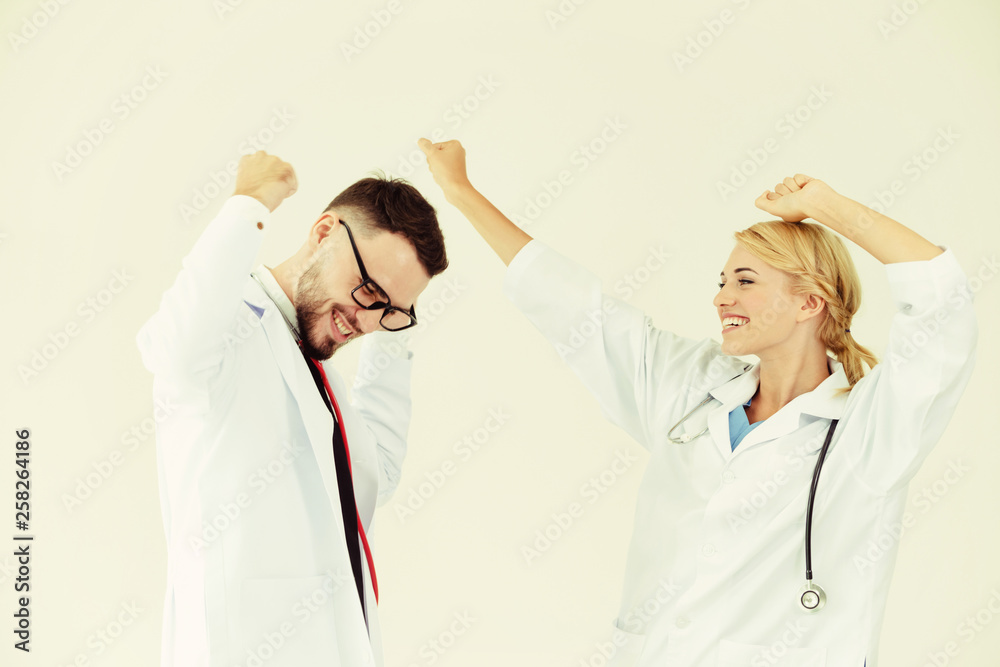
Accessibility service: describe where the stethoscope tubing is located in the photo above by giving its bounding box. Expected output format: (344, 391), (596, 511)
(805, 418), (838, 582)
(666, 370), (840, 612)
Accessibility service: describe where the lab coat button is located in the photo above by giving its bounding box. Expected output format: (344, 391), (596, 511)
(701, 543), (716, 557)
(721, 470), (736, 484)
(675, 615), (690, 628)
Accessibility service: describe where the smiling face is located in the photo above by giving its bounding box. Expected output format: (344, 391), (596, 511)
(713, 243), (826, 359)
(294, 214), (430, 360)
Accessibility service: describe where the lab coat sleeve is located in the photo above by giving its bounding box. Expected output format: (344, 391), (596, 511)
(503, 240), (725, 449)
(850, 245), (978, 493)
(351, 330), (414, 506)
(136, 195), (270, 380)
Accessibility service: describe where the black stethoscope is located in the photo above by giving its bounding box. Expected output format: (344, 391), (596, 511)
(666, 369), (839, 613)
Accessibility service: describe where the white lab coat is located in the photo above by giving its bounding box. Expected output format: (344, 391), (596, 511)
(503, 239), (977, 667)
(136, 195), (412, 667)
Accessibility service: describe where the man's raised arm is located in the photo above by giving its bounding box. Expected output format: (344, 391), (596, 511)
(136, 152), (297, 378)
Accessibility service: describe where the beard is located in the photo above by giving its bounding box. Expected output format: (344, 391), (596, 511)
(294, 256), (359, 360)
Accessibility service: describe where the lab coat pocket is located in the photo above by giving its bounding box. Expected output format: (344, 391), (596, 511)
(716, 638), (826, 667)
(606, 621), (646, 667)
(239, 575), (339, 667)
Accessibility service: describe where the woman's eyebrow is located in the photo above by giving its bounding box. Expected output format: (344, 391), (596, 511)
(719, 267), (760, 277)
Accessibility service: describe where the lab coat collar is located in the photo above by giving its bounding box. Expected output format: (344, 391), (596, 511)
(707, 355), (850, 459)
(250, 264), (301, 339)
(242, 275), (348, 533)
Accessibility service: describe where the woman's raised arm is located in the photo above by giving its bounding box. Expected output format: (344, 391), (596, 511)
(418, 138), (532, 266)
(754, 174), (943, 264)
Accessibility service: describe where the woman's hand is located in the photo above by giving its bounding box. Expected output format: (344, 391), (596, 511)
(418, 137), (532, 265)
(418, 138), (472, 203)
(762, 173), (944, 263)
(754, 174), (834, 223)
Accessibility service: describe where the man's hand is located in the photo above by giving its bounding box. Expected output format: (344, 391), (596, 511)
(233, 151), (298, 212)
(418, 138), (472, 201)
(754, 174), (834, 223)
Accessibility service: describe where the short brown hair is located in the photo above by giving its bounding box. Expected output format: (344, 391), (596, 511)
(324, 172), (448, 277)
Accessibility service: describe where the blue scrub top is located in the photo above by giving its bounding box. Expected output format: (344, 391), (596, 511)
(729, 394), (763, 450)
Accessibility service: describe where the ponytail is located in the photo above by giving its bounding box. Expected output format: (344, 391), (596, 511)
(733, 220), (878, 396)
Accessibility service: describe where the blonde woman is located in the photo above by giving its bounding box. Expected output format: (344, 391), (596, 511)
(419, 138), (977, 666)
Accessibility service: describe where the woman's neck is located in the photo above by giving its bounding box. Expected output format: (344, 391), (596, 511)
(749, 349), (832, 422)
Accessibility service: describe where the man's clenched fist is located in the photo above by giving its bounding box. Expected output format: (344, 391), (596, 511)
(233, 151), (298, 212)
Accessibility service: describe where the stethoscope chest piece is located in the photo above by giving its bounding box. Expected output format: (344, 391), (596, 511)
(798, 581), (826, 613)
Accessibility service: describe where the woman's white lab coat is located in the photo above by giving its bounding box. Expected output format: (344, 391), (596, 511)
(503, 239), (977, 666)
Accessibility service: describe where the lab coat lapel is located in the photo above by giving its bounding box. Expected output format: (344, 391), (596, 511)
(706, 362), (758, 460)
(714, 356), (851, 456)
(242, 280), (346, 530)
(727, 402), (802, 454)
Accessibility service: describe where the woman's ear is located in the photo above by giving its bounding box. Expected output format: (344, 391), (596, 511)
(797, 294), (827, 323)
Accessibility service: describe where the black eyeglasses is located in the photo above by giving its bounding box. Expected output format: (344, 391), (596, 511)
(339, 218), (418, 332)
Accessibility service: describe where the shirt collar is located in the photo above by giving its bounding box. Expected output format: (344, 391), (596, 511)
(250, 264), (300, 339)
(797, 356), (851, 419)
(712, 355), (850, 420)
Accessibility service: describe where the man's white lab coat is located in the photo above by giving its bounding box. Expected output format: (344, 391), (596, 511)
(503, 240), (977, 666)
(137, 195), (411, 667)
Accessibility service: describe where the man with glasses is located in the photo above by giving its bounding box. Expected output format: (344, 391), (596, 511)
(136, 151), (447, 667)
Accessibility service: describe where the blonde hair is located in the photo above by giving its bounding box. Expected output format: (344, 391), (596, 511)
(733, 220), (878, 395)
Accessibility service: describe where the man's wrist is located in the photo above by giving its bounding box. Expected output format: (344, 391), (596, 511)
(233, 189), (277, 212)
(225, 193), (273, 223)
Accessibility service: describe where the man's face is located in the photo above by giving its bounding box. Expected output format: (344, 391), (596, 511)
(294, 215), (430, 360)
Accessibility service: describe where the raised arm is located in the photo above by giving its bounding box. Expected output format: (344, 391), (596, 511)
(417, 137), (740, 449)
(418, 138), (531, 265)
(136, 152), (297, 378)
(757, 174), (977, 491)
(754, 174), (942, 264)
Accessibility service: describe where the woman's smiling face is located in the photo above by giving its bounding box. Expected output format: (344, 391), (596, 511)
(713, 244), (823, 358)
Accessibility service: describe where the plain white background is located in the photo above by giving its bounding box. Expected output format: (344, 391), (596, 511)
(2, 0), (998, 665)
